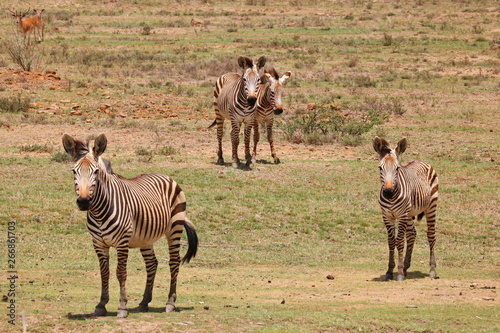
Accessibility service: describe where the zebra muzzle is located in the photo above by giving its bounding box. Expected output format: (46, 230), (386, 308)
(76, 196), (91, 211)
(247, 96), (257, 107)
(382, 188), (395, 199)
(273, 107), (283, 115)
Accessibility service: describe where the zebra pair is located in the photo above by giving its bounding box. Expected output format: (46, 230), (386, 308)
(61, 133), (439, 318)
(210, 55), (291, 167)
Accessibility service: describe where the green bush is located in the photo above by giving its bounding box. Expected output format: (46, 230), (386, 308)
(51, 152), (72, 163)
(20, 144), (53, 153)
(0, 94), (30, 113)
(280, 97), (405, 146)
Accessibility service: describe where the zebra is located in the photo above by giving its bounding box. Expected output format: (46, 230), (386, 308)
(62, 133), (198, 318)
(252, 67), (291, 164)
(373, 137), (438, 281)
(209, 55), (267, 168)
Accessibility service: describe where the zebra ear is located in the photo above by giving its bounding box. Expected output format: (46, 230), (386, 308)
(256, 55), (267, 70)
(280, 71), (292, 84)
(238, 56), (253, 69)
(62, 134), (76, 158)
(396, 138), (407, 156)
(373, 136), (391, 157)
(93, 133), (107, 157)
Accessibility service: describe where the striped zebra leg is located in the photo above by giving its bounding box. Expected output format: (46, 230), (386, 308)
(425, 209), (438, 279)
(93, 246), (110, 316)
(116, 246), (130, 318)
(396, 217), (412, 281)
(403, 222), (417, 277)
(383, 218), (397, 281)
(266, 118), (280, 164)
(138, 247), (158, 312)
(230, 118), (242, 168)
(251, 119), (260, 163)
(243, 121), (254, 166)
(215, 117), (225, 165)
(165, 221), (184, 312)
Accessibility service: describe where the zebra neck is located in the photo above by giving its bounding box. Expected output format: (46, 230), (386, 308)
(88, 172), (115, 216)
(235, 78), (253, 108)
(258, 84), (273, 110)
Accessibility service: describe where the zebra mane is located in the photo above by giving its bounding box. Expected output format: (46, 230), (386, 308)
(101, 158), (114, 174)
(378, 138), (392, 157)
(71, 138), (90, 160)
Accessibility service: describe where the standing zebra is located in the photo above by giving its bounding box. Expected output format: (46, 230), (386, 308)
(252, 68), (291, 164)
(62, 134), (198, 318)
(209, 55), (267, 168)
(373, 137), (438, 281)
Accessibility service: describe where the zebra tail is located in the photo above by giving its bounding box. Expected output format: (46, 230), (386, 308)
(181, 219), (198, 264)
(208, 119), (217, 129)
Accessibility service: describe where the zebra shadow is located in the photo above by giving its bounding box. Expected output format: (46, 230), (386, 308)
(66, 306), (195, 320)
(254, 159), (276, 165)
(212, 162), (254, 171)
(371, 270), (430, 282)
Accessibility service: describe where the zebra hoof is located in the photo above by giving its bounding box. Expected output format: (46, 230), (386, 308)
(137, 304), (149, 312)
(232, 162), (239, 168)
(274, 158), (280, 164)
(165, 304), (176, 313)
(385, 274), (393, 281)
(117, 309), (128, 318)
(217, 158), (224, 165)
(429, 271), (438, 279)
(397, 275), (405, 282)
(93, 306), (107, 317)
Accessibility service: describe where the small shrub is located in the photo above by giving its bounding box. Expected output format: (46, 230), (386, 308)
(335, 74), (377, 88)
(383, 33), (393, 46)
(347, 55), (359, 68)
(472, 24), (484, 34)
(141, 26), (152, 35)
(20, 144), (53, 153)
(2, 35), (41, 71)
(0, 94), (30, 113)
(157, 145), (178, 156)
(135, 147), (153, 162)
(51, 152), (72, 163)
(280, 97), (403, 146)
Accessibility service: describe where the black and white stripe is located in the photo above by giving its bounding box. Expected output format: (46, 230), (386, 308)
(63, 133), (198, 318)
(252, 68), (291, 164)
(373, 137), (438, 281)
(209, 55), (266, 168)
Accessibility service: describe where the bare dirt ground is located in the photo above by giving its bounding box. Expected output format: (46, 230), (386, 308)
(0, 66), (361, 165)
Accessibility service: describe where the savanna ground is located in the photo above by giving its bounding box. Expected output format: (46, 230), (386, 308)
(0, 0), (499, 332)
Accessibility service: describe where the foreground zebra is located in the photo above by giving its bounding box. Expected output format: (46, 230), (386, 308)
(373, 137), (438, 281)
(252, 68), (291, 164)
(62, 134), (198, 318)
(209, 55), (267, 168)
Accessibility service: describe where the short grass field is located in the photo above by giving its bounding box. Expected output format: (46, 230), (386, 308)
(1, 0), (499, 332)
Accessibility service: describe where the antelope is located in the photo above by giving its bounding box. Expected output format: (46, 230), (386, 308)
(33, 9), (45, 42)
(9, 8), (42, 43)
